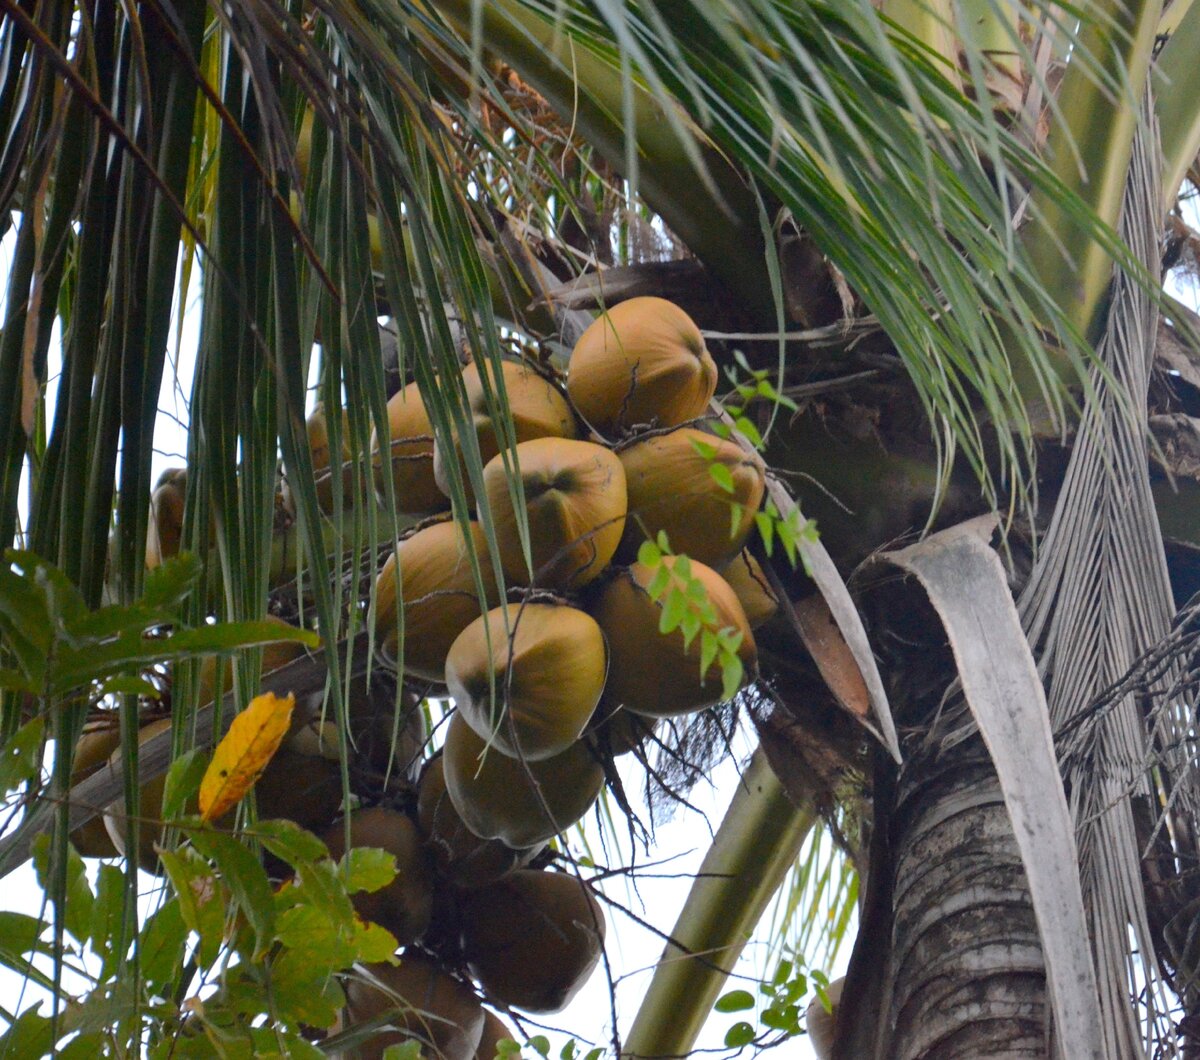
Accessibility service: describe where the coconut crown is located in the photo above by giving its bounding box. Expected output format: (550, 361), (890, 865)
(371, 380), (447, 515)
(441, 712), (604, 848)
(447, 603), (608, 761)
(372, 519), (498, 682)
(481, 436), (627, 590)
(592, 557), (757, 718)
(618, 427), (766, 567)
(567, 296), (717, 438)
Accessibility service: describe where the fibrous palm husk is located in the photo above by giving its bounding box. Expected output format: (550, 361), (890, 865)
(592, 558), (756, 718)
(441, 713), (604, 848)
(447, 603), (608, 761)
(481, 437), (626, 589)
(372, 520), (497, 682)
(617, 427), (765, 566)
(567, 297), (717, 439)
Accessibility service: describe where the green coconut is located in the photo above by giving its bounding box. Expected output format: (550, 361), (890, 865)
(372, 520), (498, 682)
(415, 756), (541, 890)
(481, 437), (626, 590)
(342, 955), (485, 1060)
(441, 713), (604, 848)
(567, 297), (717, 438)
(322, 807), (435, 946)
(447, 604), (608, 761)
(618, 427), (765, 566)
(372, 380), (448, 515)
(592, 557), (757, 718)
(721, 549), (780, 630)
(460, 869), (606, 1014)
(434, 358), (576, 504)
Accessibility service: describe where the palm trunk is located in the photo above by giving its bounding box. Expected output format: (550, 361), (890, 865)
(834, 657), (1049, 1059)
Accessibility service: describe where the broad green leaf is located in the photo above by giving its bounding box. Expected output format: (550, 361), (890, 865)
(354, 919), (400, 964)
(140, 553), (203, 609)
(680, 611), (702, 650)
(342, 847), (398, 895)
(97, 674), (161, 698)
(647, 563), (672, 600)
(162, 749), (207, 820)
(139, 899), (188, 996)
(90, 863), (124, 973)
(188, 830), (276, 959)
(700, 630), (720, 677)
(160, 847), (226, 967)
(637, 539), (661, 567)
(723, 1021), (755, 1048)
(528, 1036), (551, 1057)
(252, 819), (330, 867)
(265, 950), (345, 1029)
(708, 462), (735, 494)
(0, 1004), (53, 1057)
(0, 717), (44, 793)
(720, 654), (745, 702)
(32, 834), (93, 944)
(659, 588), (688, 635)
(382, 1043), (423, 1060)
(715, 989), (755, 1012)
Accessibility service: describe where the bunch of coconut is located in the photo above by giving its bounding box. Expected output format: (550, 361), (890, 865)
(367, 298), (778, 866)
(338, 865), (604, 1057)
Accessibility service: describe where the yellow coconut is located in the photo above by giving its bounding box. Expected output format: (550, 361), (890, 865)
(567, 297), (717, 438)
(322, 807), (435, 946)
(68, 717), (123, 857)
(342, 955), (485, 1060)
(592, 558), (757, 718)
(460, 869), (606, 1014)
(721, 550), (780, 630)
(372, 520), (498, 682)
(441, 714), (604, 848)
(481, 437), (626, 590)
(806, 976), (845, 1060)
(433, 359), (576, 504)
(447, 604), (607, 761)
(415, 756), (541, 889)
(618, 428), (765, 566)
(145, 472), (187, 570)
(289, 405), (364, 515)
(372, 381), (447, 515)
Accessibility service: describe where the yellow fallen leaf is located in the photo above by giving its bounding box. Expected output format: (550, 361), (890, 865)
(199, 691), (296, 822)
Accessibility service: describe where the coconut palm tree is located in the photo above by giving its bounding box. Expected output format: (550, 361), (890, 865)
(1, 0), (1199, 1057)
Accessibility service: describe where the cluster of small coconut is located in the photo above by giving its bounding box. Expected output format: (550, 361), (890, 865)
(369, 296), (780, 872)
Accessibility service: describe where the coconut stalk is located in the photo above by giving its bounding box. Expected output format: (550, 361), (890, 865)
(1019, 0), (1160, 390)
(621, 749), (817, 1059)
(423, 0), (773, 318)
(1153, 0), (1200, 203)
